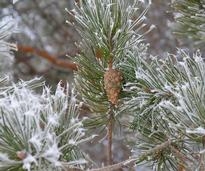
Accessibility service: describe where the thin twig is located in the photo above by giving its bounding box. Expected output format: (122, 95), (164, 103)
(65, 140), (172, 171)
(17, 45), (77, 71)
(89, 140), (172, 171)
(90, 158), (136, 171)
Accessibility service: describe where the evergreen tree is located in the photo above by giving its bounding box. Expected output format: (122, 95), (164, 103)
(69, 0), (152, 166)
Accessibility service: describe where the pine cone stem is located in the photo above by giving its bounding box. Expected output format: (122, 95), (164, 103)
(108, 58), (113, 69)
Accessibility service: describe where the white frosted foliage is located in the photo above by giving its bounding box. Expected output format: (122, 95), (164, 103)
(43, 144), (61, 166)
(0, 80), (90, 170)
(23, 154), (37, 171)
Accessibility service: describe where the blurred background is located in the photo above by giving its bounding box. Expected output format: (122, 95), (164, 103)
(0, 0), (193, 170)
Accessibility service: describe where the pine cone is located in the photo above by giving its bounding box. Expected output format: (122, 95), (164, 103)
(104, 68), (123, 105)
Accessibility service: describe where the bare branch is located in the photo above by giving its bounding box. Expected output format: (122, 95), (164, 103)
(17, 45), (77, 71)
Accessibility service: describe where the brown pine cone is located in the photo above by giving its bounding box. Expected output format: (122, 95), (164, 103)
(104, 68), (123, 105)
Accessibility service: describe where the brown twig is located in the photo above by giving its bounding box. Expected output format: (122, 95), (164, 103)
(106, 37), (114, 163)
(91, 158), (136, 171)
(17, 45), (77, 71)
(107, 105), (114, 165)
(90, 140), (172, 171)
(64, 140), (172, 171)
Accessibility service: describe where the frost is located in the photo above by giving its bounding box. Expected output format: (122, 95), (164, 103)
(43, 144), (61, 166)
(29, 135), (42, 152)
(159, 100), (173, 107)
(48, 114), (59, 126)
(78, 128), (86, 133)
(174, 12), (183, 19)
(186, 127), (205, 135)
(150, 24), (156, 30)
(68, 139), (76, 145)
(23, 154), (37, 171)
(164, 84), (172, 91)
(138, 0), (145, 3)
(178, 61), (185, 66)
(67, 159), (87, 165)
(0, 80), (91, 170)
(181, 82), (189, 90)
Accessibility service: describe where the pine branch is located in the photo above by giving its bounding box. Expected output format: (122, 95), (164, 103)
(69, 2), (151, 169)
(123, 48), (205, 169)
(70, 0), (150, 127)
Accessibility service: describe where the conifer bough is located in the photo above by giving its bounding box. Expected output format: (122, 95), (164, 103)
(69, 0), (150, 166)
